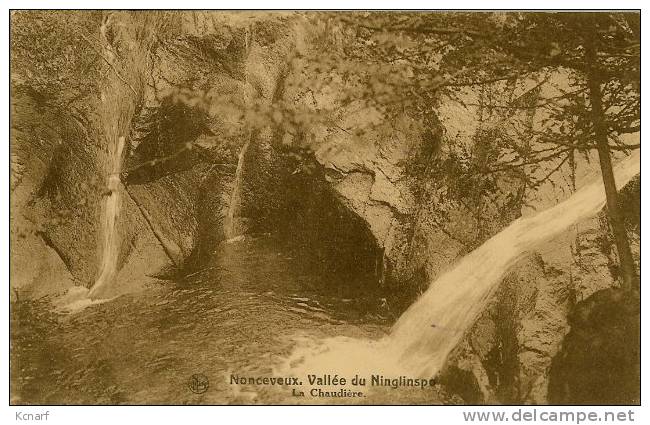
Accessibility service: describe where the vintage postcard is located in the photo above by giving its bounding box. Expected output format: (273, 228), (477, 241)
(9, 9), (640, 409)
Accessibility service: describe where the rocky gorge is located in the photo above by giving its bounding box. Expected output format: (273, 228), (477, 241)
(10, 11), (640, 405)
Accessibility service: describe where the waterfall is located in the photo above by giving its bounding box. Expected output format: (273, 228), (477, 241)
(88, 136), (126, 299)
(224, 137), (252, 240)
(281, 151), (640, 382)
(225, 27), (253, 241)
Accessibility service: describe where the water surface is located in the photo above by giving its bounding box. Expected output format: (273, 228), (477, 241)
(11, 236), (444, 405)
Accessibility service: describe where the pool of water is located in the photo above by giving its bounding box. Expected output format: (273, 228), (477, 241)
(11, 236), (449, 405)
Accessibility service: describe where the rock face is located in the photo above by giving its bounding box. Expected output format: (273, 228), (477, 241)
(548, 288), (640, 405)
(12, 11), (428, 300)
(305, 112), (428, 288)
(10, 11), (640, 404)
(11, 12), (309, 297)
(431, 88), (641, 405)
(442, 178), (640, 404)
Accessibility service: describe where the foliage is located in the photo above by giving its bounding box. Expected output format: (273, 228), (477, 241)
(10, 10), (103, 106)
(299, 12), (640, 249)
(11, 11), (640, 254)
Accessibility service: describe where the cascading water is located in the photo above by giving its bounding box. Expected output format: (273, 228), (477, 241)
(281, 151), (640, 384)
(88, 136), (126, 300)
(224, 137), (252, 240)
(225, 26), (253, 241)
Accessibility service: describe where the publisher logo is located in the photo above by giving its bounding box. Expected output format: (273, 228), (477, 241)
(188, 373), (209, 394)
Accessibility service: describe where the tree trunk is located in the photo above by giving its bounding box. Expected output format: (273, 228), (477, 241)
(585, 38), (638, 293)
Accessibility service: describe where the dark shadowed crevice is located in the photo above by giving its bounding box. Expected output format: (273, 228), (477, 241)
(272, 151), (386, 294)
(617, 173), (640, 235)
(183, 169), (229, 272)
(482, 277), (522, 403)
(548, 288), (640, 405)
(123, 98), (214, 186)
(177, 127), (390, 294)
(438, 366), (484, 405)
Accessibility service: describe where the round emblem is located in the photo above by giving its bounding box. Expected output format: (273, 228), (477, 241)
(188, 373), (209, 394)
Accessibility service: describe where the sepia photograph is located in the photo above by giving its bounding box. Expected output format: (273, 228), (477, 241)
(8, 7), (641, 410)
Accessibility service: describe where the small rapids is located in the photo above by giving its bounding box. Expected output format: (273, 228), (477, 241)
(11, 152), (638, 405)
(280, 151), (640, 389)
(11, 237), (396, 405)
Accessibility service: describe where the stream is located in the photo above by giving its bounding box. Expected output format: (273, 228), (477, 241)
(11, 152), (639, 406)
(11, 236), (445, 405)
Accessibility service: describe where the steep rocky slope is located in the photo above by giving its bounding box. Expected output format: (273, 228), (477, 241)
(10, 11), (640, 404)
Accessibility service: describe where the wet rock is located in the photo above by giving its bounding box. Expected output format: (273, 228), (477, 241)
(548, 289), (640, 405)
(284, 85), (434, 288)
(446, 177), (640, 404)
(11, 91), (104, 287)
(11, 12), (304, 299)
